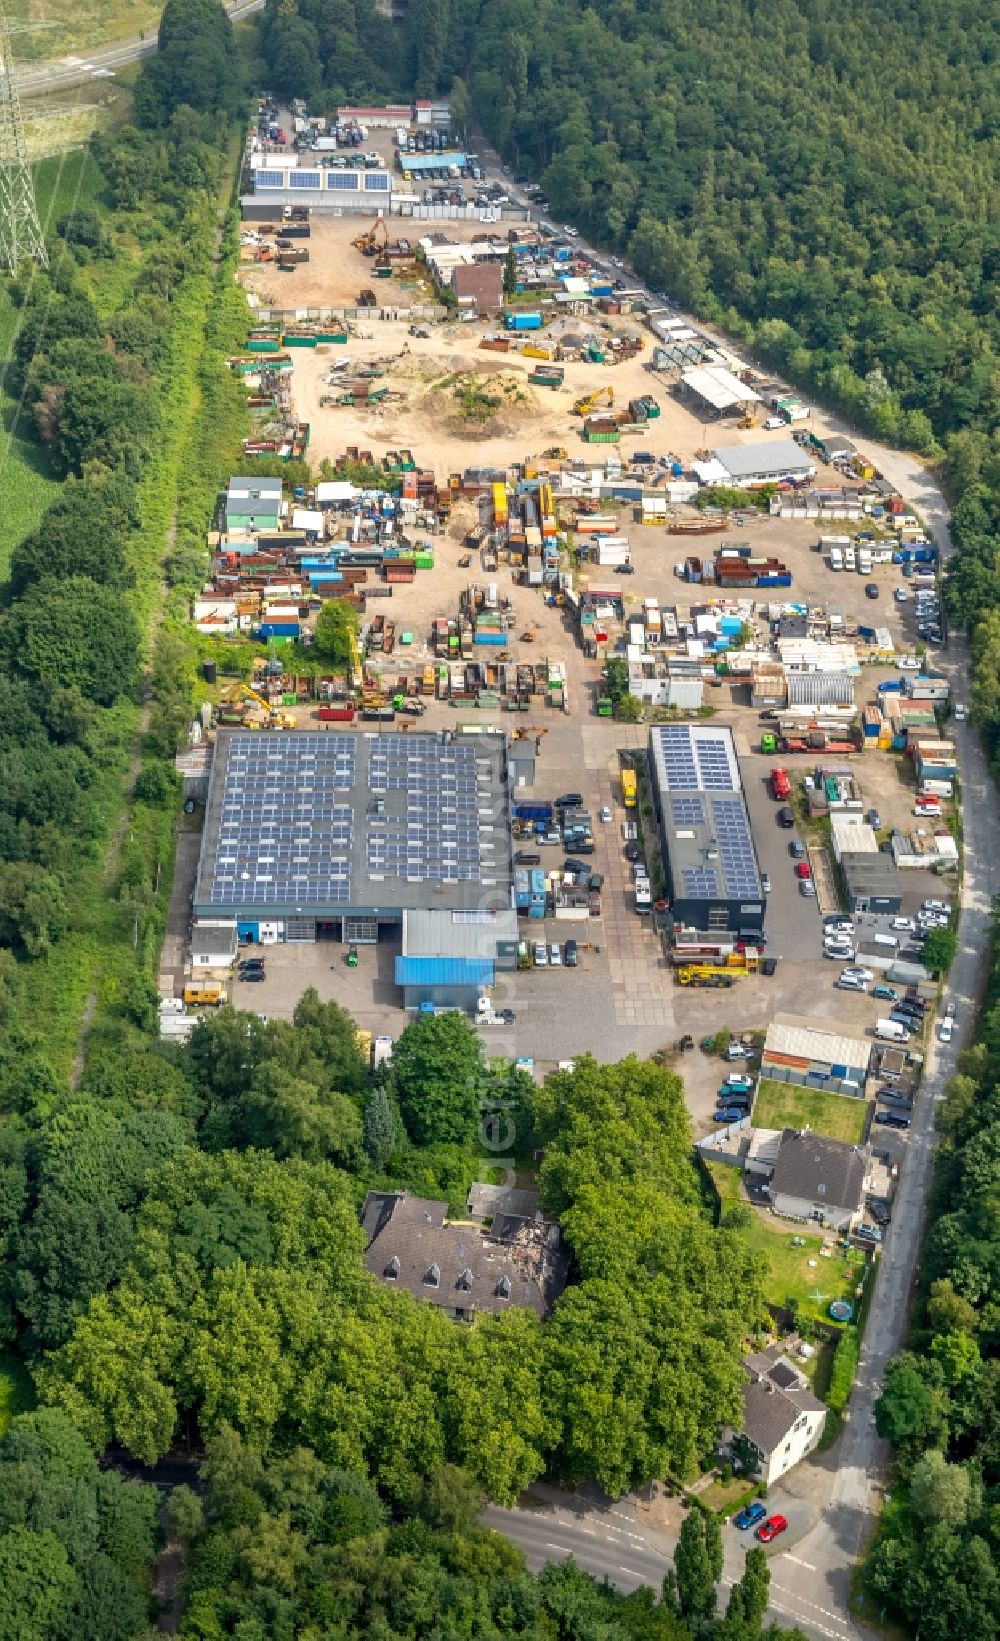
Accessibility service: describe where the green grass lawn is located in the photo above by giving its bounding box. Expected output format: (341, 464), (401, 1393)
(7, 0), (162, 60)
(704, 1160), (868, 1334)
(0, 1351), (35, 1437)
(753, 1078), (868, 1144)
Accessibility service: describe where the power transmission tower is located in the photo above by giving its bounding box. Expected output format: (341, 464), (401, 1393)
(0, 0), (47, 271)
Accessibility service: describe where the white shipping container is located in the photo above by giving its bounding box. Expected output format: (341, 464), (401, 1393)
(819, 535), (851, 548)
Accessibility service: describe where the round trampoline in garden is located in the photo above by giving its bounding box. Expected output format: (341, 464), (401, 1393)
(829, 1300), (853, 1323)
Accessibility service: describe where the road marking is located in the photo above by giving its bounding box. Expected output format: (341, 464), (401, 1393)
(782, 1553), (817, 1570)
(770, 1582), (854, 1630)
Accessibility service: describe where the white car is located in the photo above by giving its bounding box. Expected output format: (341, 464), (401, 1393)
(761, 873), (771, 893)
(600, 806), (613, 823)
(800, 880), (817, 896)
(533, 941), (548, 967)
(894, 588), (909, 602)
(549, 942), (562, 966)
(913, 805), (942, 817)
(945, 1000), (956, 1019)
(891, 917), (915, 932)
(838, 975), (867, 991)
(562, 224), (579, 237)
(826, 945), (856, 961)
(898, 656), (920, 670)
(954, 703), (967, 721)
(842, 966), (874, 982)
(938, 1017), (954, 1044)
(922, 900), (950, 914)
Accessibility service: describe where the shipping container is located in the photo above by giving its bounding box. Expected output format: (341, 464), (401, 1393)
(318, 705), (355, 722)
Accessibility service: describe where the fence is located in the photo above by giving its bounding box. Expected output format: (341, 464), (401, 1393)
(252, 304), (449, 325)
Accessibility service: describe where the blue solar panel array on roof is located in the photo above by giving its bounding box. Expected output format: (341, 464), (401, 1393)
(367, 735), (484, 884)
(711, 796), (760, 897)
(208, 734), (356, 907)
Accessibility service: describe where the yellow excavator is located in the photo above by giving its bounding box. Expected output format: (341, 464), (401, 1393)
(224, 684), (294, 729)
(573, 385), (615, 416)
(352, 219), (389, 257)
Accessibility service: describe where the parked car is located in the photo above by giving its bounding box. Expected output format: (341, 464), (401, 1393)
(842, 965), (874, 982)
(799, 880), (817, 897)
(872, 984), (899, 1002)
(756, 1515), (788, 1544)
(789, 839), (807, 858)
(724, 1074), (754, 1092)
(868, 808), (882, 829)
(533, 942), (548, 967)
(874, 1112), (911, 1129)
(549, 943), (562, 966)
(890, 917), (915, 933)
(600, 806), (613, 823)
(865, 583), (880, 599)
(777, 807), (795, 828)
(824, 916), (854, 933)
(954, 703), (967, 721)
(564, 939), (579, 966)
(761, 957), (778, 976)
(714, 1106), (747, 1124)
(838, 975), (867, 991)
(624, 842), (640, 862)
(726, 1041), (752, 1060)
(795, 862), (812, 880)
(939, 1017), (954, 1044)
(555, 792), (583, 808)
(945, 999), (956, 1018)
(241, 968), (266, 983)
(923, 900), (950, 914)
(515, 850), (541, 866)
(735, 1501), (768, 1532)
(761, 873), (771, 893)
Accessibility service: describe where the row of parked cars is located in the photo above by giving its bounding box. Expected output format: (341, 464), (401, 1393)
(533, 939), (579, 967)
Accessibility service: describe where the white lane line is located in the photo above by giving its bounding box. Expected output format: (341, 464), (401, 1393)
(770, 1582), (855, 1630)
(782, 1553), (818, 1570)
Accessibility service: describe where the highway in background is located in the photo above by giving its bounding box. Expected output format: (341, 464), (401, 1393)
(14, 0), (265, 100)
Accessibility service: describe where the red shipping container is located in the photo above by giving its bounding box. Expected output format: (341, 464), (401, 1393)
(318, 705), (355, 722)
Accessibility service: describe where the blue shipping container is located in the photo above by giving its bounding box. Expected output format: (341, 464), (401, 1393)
(474, 631), (508, 646)
(505, 312), (543, 331)
(260, 622), (300, 639)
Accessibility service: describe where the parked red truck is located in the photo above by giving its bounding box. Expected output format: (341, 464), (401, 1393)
(770, 766), (791, 800)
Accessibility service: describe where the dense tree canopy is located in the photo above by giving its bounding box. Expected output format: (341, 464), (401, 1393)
(133, 0), (241, 126)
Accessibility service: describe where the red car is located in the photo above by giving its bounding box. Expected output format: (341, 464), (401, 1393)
(794, 862), (811, 880)
(756, 1514), (788, 1543)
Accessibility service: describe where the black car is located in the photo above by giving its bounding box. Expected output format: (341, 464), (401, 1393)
(562, 859), (591, 879)
(555, 792), (583, 808)
(761, 957), (778, 976)
(238, 958), (265, 974)
(619, 564), (636, 575)
(777, 806), (795, 828)
(874, 1112), (911, 1129)
(865, 583), (880, 599)
(514, 850), (541, 865)
(564, 939), (579, 967)
(624, 842), (640, 862)
(240, 969), (266, 983)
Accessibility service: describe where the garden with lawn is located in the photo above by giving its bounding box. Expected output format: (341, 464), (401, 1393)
(752, 1078), (868, 1144)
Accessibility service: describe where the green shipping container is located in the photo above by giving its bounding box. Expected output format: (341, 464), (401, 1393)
(285, 335), (318, 348)
(282, 693), (297, 706)
(319, 332), (349, 344)
(415, 553), (434, 569)
(248, 339), (280, 353)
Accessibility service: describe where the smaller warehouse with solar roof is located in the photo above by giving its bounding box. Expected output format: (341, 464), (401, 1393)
(648, 724), (765, 935)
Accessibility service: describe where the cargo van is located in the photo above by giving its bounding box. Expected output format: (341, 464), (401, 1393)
(829, 548), (843, 571)
(635, 880), (653, 914)
(844, 546), (856, 571)
(875, 1017), (910, 1042)
(871, 933), (899, 951)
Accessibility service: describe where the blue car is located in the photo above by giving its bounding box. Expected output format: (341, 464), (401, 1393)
(735, 1501), (768, 1532)
(714, 1107), (746, 1124)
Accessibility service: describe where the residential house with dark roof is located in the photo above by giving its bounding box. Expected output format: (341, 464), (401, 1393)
(725, 1340), (827, 1485)
(766, 1128), (870, 1232)
(360, 1191), (567, 1321)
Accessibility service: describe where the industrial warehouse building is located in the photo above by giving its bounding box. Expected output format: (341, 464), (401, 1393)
(840, 853), (903, 916)
(192, 730), (516, 1009)
(679, 364), (762, 416)
(761, 1015), (872, 1097)
(705, 439), (816, 488)
(648, 724), (765, 935)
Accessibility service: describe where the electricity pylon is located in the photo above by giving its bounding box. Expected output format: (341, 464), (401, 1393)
(0, 0), (47, 271)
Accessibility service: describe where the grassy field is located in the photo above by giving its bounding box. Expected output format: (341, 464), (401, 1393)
(7, 0), (162, 61)
(753, 1078), (868, 1144)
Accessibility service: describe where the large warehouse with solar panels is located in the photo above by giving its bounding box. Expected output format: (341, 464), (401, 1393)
(192, 730), (517, 1008)
(648, 724), (765, 935)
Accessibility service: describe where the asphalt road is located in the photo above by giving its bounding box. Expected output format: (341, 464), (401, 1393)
(13, 0), (266, 100)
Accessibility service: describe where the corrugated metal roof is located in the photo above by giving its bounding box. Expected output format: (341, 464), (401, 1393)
(403, 907), (516, 958)
(764, 1014), (870, 1071)
(786, 671), (855, 707)
(395, 956), (494, 986)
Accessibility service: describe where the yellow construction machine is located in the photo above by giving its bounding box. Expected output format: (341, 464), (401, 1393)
(224, 684), (294, 729)
(572, 385), (615, 417)
(352, 219), (389, 257)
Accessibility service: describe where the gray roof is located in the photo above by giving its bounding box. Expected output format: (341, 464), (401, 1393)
(194, 730), (513, 920)
(841, 852), (902, 898)
(770, 1129), (868, 1213)
(360, 1192), (567, 1318)
(649, 724), (762, 902)
(467, 1183), (540, 1220)
(741, 1347), (826, 1454)
(714, 438), (814, 481)
(403, 906), (519, 959)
